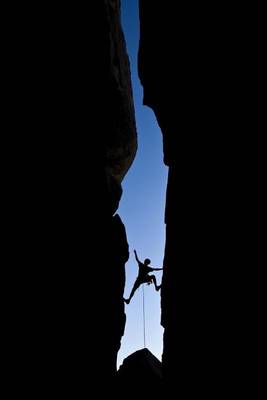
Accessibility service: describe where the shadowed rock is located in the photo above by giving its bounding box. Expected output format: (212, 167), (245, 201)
(117, 348), (162, 384)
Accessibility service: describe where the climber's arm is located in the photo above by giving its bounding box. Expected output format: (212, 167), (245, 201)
(134, 249), (140, 263)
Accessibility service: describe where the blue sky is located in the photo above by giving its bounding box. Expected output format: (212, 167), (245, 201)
(117, 0), (168, 368)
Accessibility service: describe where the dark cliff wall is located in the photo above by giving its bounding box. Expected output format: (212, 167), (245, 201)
(11, 1), (137, 392)
(117, 348), (162, 393)
(101, 0), (137, 378)
(138, 1), (254, 392)
(27, 0), (137, 386)
(103, 0), (137, 184)
(138, 2), (179, 384)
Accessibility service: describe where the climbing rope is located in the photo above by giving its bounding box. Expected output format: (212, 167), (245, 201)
(142, 284), (146, 348)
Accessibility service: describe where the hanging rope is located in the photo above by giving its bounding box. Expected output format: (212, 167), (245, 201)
(142, 284), (146, 348)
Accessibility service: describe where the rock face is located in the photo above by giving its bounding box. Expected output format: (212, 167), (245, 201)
(117, 348), (162, 389)
(138, 2), (179, 384)
(103, 0), (137, 184)
(103, 214), (129, 376)
(101, 0), (137, 378)
(138, 0), (253, 391)
(14, 1), (136, 392)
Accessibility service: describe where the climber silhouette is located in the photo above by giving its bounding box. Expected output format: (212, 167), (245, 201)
(124, 250), (163, 304)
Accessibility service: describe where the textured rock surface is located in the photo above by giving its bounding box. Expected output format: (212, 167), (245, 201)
(101, 0), (137, 378)
(103, 0), (137, 183)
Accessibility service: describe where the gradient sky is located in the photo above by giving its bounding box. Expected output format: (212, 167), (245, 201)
(117, 0), (168, 368)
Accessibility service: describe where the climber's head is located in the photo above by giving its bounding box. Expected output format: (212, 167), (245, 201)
(144, 258), (151, 265)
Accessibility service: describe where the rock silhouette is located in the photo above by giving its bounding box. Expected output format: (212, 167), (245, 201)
(138, 0), (257, 392)
(100, 0), (137, 378)
(117, 348), (162, 390)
